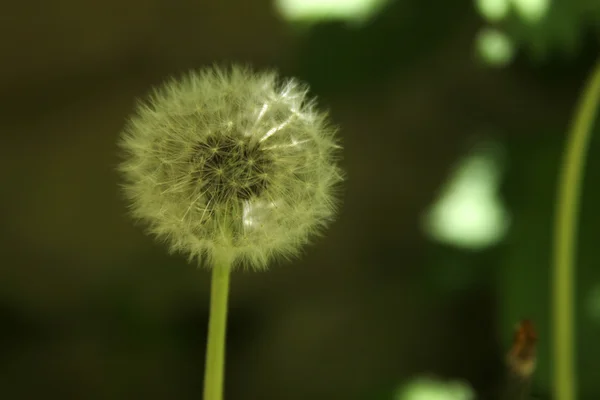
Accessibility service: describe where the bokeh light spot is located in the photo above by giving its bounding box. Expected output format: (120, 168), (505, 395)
(512, 0), (550, 23)
(476, 28), (515, 67)
(422, 140), (510, 250)
(475, 0), (509, 22)
(395, 377), (475, 400)
(274, 0), (388, 24)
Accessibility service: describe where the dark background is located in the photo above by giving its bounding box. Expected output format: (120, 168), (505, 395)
(1, 0), (599, 399)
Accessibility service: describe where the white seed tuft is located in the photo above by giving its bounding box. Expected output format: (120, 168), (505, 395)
(118, 65), (343, 270)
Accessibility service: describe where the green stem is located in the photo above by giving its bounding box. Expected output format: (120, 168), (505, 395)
(553, 60), (600, 400)
(203, 256), (232, 400)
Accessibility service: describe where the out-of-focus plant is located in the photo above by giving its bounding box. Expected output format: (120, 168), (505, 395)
(552, 59), (600, 400)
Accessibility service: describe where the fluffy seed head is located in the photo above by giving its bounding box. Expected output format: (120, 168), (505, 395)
(118, 65), (343, 270)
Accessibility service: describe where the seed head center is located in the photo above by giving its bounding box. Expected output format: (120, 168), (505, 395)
(191, 134), (273, 202)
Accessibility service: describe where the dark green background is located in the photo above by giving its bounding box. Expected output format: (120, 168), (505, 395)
(0, 0), (599, 399)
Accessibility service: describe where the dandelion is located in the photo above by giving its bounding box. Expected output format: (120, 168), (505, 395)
(118, 64), (344, 400)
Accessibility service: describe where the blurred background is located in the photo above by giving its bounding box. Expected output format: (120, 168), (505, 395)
(1, 0), (599, 399)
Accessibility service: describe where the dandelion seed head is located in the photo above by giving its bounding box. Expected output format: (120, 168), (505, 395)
(118, 65), (343, 270)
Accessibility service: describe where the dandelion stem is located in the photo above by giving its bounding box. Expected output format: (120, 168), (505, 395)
(203, 257), (232, 400)
(553, 59), (600, 400)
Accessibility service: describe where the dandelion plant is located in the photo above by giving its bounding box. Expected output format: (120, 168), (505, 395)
(118, 64), (344, 400)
